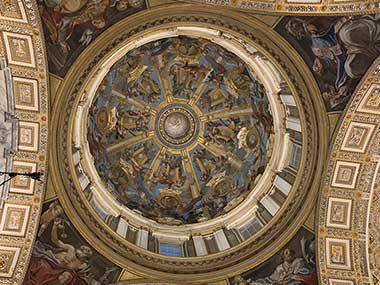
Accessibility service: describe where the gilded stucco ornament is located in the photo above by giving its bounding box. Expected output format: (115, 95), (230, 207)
(317, 55), (380, 285)
(0, 0), (49, 283)
(189, 0), (379, 15)
(50, 5), (327, 282)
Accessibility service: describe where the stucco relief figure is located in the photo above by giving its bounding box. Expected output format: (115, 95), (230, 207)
(0, 69), (13, 153)
(0, 123), (12, 153)
(367, 89), (380, 107)
(347, 127), (365, 146)
(25, 201), (120, 284)
(284, 14), (380, 111)
(330, 245), (345, 264)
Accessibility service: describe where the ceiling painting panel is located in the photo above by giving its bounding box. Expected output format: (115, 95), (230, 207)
(275, 15), (380, 112)
(24, 199), (122, 284)
(37, 0), (147, 77)
(229, 227), (316, 285)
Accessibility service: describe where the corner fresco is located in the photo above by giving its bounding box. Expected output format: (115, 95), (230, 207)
(87, 36), (274, 225)
(24, 200), (121, 285)
(230, 227), (316, 285)
(276, 15), (380, 112)
(37, 0), (147, 77)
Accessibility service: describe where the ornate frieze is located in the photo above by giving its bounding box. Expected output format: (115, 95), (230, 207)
(189, 0), (379, 15)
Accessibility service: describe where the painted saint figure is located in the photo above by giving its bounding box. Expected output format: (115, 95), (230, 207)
(230, 233), (317, 285)
(25, 218), (93, 284)
(25, 203), (119, 285)
(285, 14), (380, 110)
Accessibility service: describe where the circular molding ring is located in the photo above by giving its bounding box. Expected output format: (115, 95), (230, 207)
(50, 5), (328, 282)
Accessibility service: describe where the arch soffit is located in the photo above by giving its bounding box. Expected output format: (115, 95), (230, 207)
(0, 0), (49, 283)
(317, 55), (380, 284)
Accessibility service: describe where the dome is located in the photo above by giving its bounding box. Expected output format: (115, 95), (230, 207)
(4, 1), (379, 284)
(86, 35), (274, 226)
(50, 7), (326, 282)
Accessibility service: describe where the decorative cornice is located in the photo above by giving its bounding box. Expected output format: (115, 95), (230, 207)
(187, 0), (379, 15)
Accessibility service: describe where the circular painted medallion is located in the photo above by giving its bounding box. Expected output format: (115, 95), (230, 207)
(164, 112), (190, 139)
(155, 103), (200, 149)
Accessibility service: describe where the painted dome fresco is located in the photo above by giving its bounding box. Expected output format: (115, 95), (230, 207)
(87, 36), (274, 225)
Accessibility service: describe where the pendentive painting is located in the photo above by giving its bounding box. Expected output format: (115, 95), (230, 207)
(276, 15), (380, 112)
(37, 0), (147, 76)
(230, 227), (316, 285)
(24, 199), (121, 285)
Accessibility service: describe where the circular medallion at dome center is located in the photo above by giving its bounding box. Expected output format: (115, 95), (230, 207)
(156, 104), (199, 148)
(164, 112), (190, 138)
